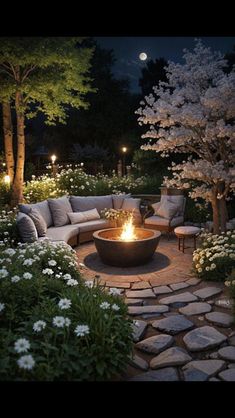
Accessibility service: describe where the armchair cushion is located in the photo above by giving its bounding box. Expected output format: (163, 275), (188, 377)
(145, 215), (184, 227)
(160, 195), (185, 216)
(156, 199), (179, 220)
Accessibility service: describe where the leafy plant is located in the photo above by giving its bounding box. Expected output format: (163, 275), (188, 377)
(0, 240), (133, 381)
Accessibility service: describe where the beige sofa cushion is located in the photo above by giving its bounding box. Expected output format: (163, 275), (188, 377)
(19, 200), (53, 227)
(70, 195), (113, 213)
(28, 207), (47, 237)
(47, 196), (73, 227)
(112, 193), (131, 210)
(46, 224), (79, 243)
(77, 219), (110, 233)
(68, 209), (100, 224)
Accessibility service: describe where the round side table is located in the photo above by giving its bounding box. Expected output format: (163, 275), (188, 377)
(174, 226), (201, 253)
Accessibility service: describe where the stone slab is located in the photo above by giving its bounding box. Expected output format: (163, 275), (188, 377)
(183, 360), (225, 379)
(126, 289), (156, 299)
(132, 320), (148, 342)
(219, 369), (235, 381)
(218, 346), (235, 362)
(136, 334), (174, 355)
(159, 292), (198, 306)
(153, 286), (172, 295)
(152, 315), (194, 335)
(125, 299), (143, 306)
(132, 281), (151, 290)
(129, 367), (179, 381)
(105, 281), (130, 288)
(179, 302), (212, 316)
(128, 305), (169, 316)
(183, 326), (227, 352)
(193, 287), (222, 300)
(150, 347), (192, 369)
(205, 312), (234, 328)
(186, 278), (201, 286)
(128, 354), (148, 371)
(215, 298), (233, 310)
(170, 282), (190, 291)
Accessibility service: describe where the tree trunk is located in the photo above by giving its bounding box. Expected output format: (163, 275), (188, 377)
(2, 101), (14, 183)
(211, 195), (220, 234)
(11, 91), (25, 207)
(219, 197), (229, 233)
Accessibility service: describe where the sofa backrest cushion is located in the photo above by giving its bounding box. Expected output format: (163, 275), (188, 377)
(47, 196), (73, 227)
(121, 197), (141, 212)
(68, 208), (100, 225)
(28, 208), (47, 237)
(70, 195), (113, 214)
(19, 200), (53, 228)
(16, 212), (38, 243)
(112, 193), (131, 210)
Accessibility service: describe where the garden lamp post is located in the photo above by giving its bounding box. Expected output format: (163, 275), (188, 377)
(51, 154), (57, 177)
(122, 146), (127, 176)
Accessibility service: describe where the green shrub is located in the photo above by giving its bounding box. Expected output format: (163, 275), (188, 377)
(24, 174), (62, 203)
(0, 240), (133, 381)
(192, 230), (235, 281)
(185, 198), (212, 223)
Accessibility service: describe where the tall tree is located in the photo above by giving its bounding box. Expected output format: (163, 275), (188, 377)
(42, 39), (140, 163)
(139, 57), (168, 96)
(2, 102), (14, 182)
(0, 37), (94, 205)
(136, 40), (235, 234)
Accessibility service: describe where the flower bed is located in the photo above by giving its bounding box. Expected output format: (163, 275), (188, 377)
(0, 240), (133, 381)
(0, 209), (19, 247)
(23, 167), (160, 203)
(193, 230), (235, 281)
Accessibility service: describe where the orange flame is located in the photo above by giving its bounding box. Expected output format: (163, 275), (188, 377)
(119, 215), (136, 241)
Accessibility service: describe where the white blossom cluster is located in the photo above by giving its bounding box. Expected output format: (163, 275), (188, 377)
(136, 39), (235, 204)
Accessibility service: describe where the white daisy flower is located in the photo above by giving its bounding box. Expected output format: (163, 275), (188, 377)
(74, 324), (90, 337)
(14, 338), (30, 353)
(109, 288), (121, 296)
(58, 298), (72, 310)
(64, 318), (71, 327)
(100, 301), (110, 310)
(0, 302), (5, 313)
(23, 272), (33, 280)
(52, 316), (66, 328)
(85, 280), (93, 288)
(66, 279), (78, 286)
(11, 275), (21, 283)
(33, 320), (46, 332)
(63, 273), (71, 280)
(17, 354), (35, 370)
(48, 260), (57, 266)
(42, 268), (54, 275)
(112, 304), (120, 311)
(0, 268), (8, 278)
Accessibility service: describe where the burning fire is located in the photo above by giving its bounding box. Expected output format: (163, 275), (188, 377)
(119, 216), (137, 241)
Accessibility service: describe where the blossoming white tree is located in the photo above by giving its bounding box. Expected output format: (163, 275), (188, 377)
(136, 40), (235, 234)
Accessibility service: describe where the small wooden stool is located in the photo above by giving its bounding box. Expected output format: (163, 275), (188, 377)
(174, 226), (201, 253)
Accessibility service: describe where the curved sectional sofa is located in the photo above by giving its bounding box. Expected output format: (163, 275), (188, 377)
(17, 194), (142, 246)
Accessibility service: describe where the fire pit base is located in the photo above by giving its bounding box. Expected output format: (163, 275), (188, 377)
(93, 228), (161, 267)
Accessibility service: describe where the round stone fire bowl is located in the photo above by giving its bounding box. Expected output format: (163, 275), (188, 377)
(93, 228), (161, 267)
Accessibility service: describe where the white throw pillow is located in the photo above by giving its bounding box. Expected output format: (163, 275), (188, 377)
(156, 199), (179, 219)
(152, 202), (161, 214)
(68, 209), (100, 224)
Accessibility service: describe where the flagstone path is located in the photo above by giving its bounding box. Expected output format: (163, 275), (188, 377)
(76, 236), (235, 381)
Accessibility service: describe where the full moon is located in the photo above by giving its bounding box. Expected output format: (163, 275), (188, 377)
(139, 52), (147, 61)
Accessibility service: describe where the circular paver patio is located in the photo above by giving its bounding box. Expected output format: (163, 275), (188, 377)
(76, 235), (193, 288)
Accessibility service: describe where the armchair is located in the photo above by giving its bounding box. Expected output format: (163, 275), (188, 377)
(144, 196), (186, 234)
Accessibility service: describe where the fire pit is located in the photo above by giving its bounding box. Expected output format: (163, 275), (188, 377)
(93, 217), (161, 267)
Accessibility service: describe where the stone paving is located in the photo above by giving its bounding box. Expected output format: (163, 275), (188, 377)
(76, 236), (235, 381)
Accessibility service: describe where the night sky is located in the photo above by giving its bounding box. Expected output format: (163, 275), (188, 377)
(95, 37), (235, 92)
